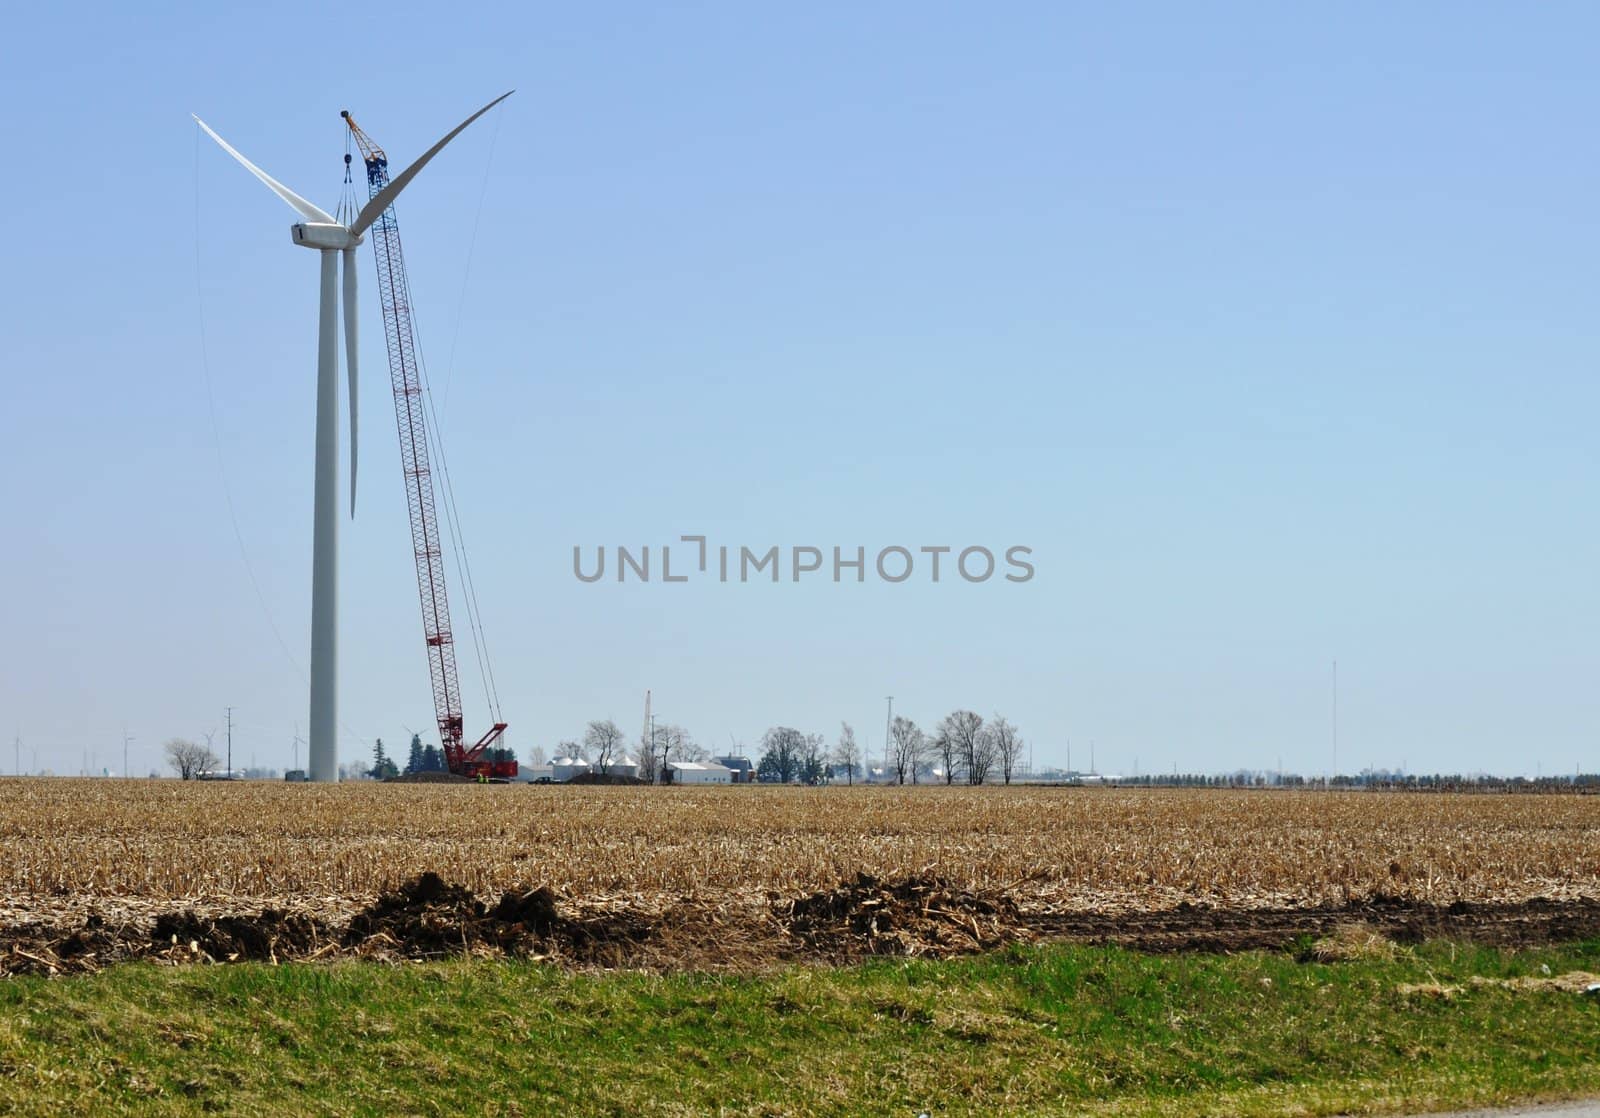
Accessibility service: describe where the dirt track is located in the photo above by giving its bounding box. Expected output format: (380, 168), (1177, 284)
(4, 873), (1600, 978)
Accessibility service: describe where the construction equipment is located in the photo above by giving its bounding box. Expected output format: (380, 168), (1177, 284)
(341, 108), (515, 781)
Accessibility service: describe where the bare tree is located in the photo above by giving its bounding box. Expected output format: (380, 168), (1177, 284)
(165, 738), (217, 781)
(970, 726), (999, 785)
(527, 744), (549, 768)
(833, 722), (861, 785)
(930, 722), (959, 785)
(653, 724), (702, 780)
(637, 732), (657, 783)
(936, 710), (986, 784)
(674, 726), (706, 762)
(583, 719), (626, 774)
(989, 714), (1024, 784)
(888, 716), (924, 785)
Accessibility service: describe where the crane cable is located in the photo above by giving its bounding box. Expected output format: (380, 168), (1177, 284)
(440, 103), (504, 414)
(397, 110), (507, 725)
(407, 260), (503, 725)
(430, 104), (507, 725)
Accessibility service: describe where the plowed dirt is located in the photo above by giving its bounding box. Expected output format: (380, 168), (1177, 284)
(5, 874), (1600, 977)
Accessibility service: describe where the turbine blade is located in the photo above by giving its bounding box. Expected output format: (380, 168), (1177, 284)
(342, 247), (359, 518)
(348, 91), (513, 237)
(192, 115), (337, 225)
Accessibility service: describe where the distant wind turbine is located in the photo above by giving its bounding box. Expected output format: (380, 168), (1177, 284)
(193, 92), (512, 783)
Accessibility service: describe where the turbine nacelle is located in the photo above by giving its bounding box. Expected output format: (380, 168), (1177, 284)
(291, 223), (362, 251)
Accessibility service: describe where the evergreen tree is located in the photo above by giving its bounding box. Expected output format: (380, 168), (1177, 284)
(405, 734), (425, 775)
(369, 738), (398, 781)
(422, 744), (443, 772)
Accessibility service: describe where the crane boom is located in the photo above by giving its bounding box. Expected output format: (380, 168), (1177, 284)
(341, 110), (512, 780)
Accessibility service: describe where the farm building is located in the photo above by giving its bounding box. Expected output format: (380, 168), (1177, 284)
(714, 756), (755, 783)
(551, 756), (592, 782)
(666, 761), (733, 784)
(603, 754), (641, 780)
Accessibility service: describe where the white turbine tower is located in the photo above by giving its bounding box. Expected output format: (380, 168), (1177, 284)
(194, 91), (512, 783)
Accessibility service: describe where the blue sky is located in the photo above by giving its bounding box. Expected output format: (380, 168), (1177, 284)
(1, 2), (1595, 777)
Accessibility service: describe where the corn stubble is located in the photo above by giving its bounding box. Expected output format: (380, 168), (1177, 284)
(0, 782), (1594, 913)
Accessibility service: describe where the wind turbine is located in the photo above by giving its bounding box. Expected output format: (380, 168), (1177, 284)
(194, 91), (512, 783)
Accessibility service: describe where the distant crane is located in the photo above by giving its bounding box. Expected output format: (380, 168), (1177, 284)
(342, 108), (514, 781)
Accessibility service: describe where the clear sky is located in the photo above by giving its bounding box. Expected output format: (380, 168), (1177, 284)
(1, 2), (1595, 778)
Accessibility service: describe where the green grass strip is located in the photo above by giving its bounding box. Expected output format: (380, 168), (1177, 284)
(1, 939), (1597, 1116)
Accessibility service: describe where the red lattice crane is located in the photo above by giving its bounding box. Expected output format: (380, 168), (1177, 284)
(341, 109), (514, 780)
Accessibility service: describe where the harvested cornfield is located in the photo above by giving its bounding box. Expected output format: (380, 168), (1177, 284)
(0, 781), (1596, 972)
(2, 781), (1596, 907)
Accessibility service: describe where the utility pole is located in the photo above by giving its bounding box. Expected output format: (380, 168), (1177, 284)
(884, 696), (893, 775)
(643, 690), (652, 780)
(226, 706), (233, 778)
(123, 729), (134, 779)
(1332, 658), (1338, 789)
(12, 734), (18, 777)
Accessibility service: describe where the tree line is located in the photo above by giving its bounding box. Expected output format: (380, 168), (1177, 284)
(163, 710), (1025, 785)
(754, 711), (1025, 785)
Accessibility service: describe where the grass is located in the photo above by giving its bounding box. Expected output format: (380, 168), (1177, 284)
(1, 940), (1598, 1116)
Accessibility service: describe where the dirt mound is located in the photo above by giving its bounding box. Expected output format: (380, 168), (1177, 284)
(782, 873), (1028, 959)
(0, 913), (131, 976)
(343, 872), (651, 964)
(151, 909), (329, 962)
(345, 872), (535, 956)
(1, 906), (330, 975)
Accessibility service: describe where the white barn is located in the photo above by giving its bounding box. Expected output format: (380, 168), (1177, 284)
(667, 761), (732, 785)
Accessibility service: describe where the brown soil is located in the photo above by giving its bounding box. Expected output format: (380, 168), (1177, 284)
(5, 874), (1600, 978)
(784, 873), (1025, 958)
(151, 909), (331, 962)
